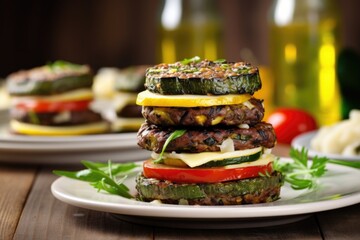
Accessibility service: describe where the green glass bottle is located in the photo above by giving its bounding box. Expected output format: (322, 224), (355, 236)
(157, 0), (223, 63)
(269, 0), (341, 125)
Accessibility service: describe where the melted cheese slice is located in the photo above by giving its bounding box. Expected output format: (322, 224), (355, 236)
(10, 120), (109, 136)
(11, 89), (94, 103)
(136, 90), (252, 107)
(152, 147), (263, 168)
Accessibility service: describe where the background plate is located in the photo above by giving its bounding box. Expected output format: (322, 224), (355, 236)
(291, 131), (360, 161)
(0, 110), (150, 164)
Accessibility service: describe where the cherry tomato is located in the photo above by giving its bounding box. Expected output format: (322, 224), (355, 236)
(267, 108), (317, 144)
(142, 159), (273, 184)
(15, 99), (91, 113)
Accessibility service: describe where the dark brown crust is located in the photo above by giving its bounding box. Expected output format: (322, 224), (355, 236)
(142, 98), (264, 127)
(137, 122), (276, 153)
(10, 108), (103, 126)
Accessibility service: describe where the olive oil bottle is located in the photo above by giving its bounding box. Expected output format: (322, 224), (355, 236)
(157, 0), (223, 63)
(269, 0), (341, 125)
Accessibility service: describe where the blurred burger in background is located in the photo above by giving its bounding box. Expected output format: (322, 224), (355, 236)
(93, 65), (147, 132)
(6, 61), (109, 136)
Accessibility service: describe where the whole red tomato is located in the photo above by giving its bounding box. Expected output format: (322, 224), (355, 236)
(267, 108), (318, 144)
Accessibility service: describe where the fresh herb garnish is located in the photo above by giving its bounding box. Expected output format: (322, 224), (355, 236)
(53, 160), (138, 198)
(47, 60), (81, 71)
(154, 129), (186, 164)
(181, 56), (201, 65)
(274, 147), (360, 190)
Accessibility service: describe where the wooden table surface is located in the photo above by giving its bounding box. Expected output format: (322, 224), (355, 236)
(1, 144), (359, 240)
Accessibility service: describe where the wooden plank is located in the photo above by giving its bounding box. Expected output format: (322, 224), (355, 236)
(317, 204), (360, 240)
(13, 167), (153, 240)
(154, 215), (322, 239)
(0, 166), (37, 240)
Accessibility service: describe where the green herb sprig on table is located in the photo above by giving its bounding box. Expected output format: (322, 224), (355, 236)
(274, 147), (360, 190)
(53, 160), (139, 198)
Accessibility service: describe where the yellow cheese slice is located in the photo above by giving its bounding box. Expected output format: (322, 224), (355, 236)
(10, 120), (109, 136)
(151, 147), (263, 168)
(136, 90), (252, 107)
(111, 117), (144, 132)
(11, 89), (94, 103)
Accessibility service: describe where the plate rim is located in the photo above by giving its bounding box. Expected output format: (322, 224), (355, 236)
(291, 130), (360, 161)
(51, 160), (360, 219)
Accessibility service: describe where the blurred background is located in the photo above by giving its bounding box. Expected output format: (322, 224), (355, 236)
(1, 0), (359, 125)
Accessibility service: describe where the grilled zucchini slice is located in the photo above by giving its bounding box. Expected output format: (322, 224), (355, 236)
(136, 171), (282, 205)
(145, 59), (261, 95)
(7, 61), (93, 96)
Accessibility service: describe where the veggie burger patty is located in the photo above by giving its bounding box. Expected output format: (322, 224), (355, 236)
(135, 58), (282, 205)
(6, 61), (109, 135)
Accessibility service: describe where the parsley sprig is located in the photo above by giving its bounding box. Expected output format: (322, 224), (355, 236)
(53, 160), (139, 198)
(274, 147), (360, 190)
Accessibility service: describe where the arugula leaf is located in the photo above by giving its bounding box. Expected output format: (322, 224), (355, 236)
(154, 130), (186, 164)
(328, 159), (360, 169)
(53, 160), (138, 198)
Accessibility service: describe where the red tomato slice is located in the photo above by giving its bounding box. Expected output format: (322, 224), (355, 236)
(267, 108), (317, 144)
(15, 99), (91, 113)
(143, 159), (273, 184)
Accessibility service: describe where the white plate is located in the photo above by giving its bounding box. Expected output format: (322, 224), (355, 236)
(291, 131), (360, 161)
(51, 159), (360, 228)
(0, 110), (150, 164)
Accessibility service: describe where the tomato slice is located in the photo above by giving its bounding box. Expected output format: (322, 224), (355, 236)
(143, 159), (273, 183)
(15, 99), (91, 113)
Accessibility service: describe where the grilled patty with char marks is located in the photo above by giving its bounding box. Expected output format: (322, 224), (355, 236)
(137, 122), (276, 153)
(142, 98), (264, 127)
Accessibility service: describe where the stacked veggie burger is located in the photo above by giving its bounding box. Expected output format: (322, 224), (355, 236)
(7, 61), (109, 136)
(136, 57), (282, 205)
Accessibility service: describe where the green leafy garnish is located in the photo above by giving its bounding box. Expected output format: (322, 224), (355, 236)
(181, 56), (201, 65)
(28, 111), (40, 125)
(53, 160), (139, 198)
(47, 60), (82, 71)
(274, 148), (327, 190)
(154, 129), (186, 164)
(274, 147), (360, 190)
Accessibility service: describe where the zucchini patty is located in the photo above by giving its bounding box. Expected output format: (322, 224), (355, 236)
(10, 108), (103, 126)
(145, 60), (261, 95)
(137, 122), (276, 153)
(7, 61), (93, 96)
(136, 171), (283, 205)
(142, 98), (264, 127)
